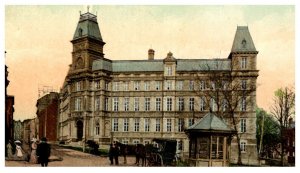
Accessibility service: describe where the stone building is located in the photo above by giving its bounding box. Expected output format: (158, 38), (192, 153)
(58, 11), (259, 164)
(36, 92), (59, 142)
(5, 64), (15, 157)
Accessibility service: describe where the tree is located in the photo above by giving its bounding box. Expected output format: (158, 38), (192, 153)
(271, 87), (295, 166)
(193, 60), (257, 165)
(256, 107), (280, 158)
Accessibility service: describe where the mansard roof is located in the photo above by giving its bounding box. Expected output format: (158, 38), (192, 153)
(231, 26), (257, 53)
(92, 58), (231, 72)
(73, 12), (103, 41)
(187, 112), (235, 133)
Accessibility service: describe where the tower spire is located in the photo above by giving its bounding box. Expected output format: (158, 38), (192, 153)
(87, 5), (90, 13)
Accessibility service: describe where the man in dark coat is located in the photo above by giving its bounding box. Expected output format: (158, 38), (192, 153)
(108, 144), (114, 165)
(36, 137), (51, 167)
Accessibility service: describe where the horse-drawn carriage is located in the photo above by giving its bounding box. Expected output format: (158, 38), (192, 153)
(116, 138), (178, 166)
(146, 138), (177, 166)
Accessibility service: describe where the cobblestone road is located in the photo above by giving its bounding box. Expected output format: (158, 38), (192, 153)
(5, 144), (137, 167)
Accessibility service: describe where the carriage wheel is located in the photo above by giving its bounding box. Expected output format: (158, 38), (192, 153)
(147, 153), (163, 166)
(152, 153), (163, 166)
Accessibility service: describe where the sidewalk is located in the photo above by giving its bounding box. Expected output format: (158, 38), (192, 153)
(5, 145), (136, 167)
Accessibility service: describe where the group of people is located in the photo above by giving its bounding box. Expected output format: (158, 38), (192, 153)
(6, 137), (51, 167)
(108, 142), (120, 165)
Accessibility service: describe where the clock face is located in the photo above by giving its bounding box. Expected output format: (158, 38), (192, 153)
(75, 57), (84, 69)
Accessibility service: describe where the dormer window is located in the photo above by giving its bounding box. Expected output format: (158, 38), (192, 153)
(78, 28), (83, 37)
(242, 38), (247, 48)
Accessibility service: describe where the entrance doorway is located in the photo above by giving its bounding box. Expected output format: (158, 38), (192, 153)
(76, 120), (83, 141)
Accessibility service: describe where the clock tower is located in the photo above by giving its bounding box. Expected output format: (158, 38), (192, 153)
(70, 11), (105, 72)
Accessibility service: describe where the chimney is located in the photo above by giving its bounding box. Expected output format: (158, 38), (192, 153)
(148, 49), (155, 60)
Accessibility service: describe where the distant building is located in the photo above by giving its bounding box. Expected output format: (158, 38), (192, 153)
(36, 92), (59, 142)
(5, 65), (15, 156)
(282, 118), (295, 165)
(58, 11), (259, 165)
(14, 120), (23, 141)
(23, 118), (37, 145)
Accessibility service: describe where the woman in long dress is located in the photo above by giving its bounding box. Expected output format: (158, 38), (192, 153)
(15, 143), (23, 158)
(30, 139), (38, 163)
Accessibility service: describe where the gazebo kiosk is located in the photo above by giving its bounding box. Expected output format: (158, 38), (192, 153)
(185, 113), (236, 167)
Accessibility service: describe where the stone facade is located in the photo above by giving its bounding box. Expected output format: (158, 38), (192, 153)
(58, 12), (259, 165)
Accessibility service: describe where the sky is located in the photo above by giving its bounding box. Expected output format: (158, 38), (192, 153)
(4, 5), (295, 121)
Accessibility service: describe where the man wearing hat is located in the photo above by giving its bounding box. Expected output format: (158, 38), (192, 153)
(36, 137), (51, 167)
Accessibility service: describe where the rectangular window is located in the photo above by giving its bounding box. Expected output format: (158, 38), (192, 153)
(178, 97), (184, 111)
(95, 123), (100, 135)
(134, 118), (140, 132)
(240, 141), (246, 152)
(200, 80), (205, 90)
(155, 81), (161, 90)
(76, 81), (81, 91)
(144, 118), (150, 132)
(75, 97), (81, 111)
(156, 118), (161, 132)
(123, 118), (129, 132)
(124, 97), (129, 111)
(113, 82), (119, 91)
(167, 119), (172, 132)
(241, 80), (247, 90)
(124, 82), (129, 91)
(189, 80), (194, 90)
(189, 97), (195, 111)
(167, 97), (172, 111)
(210, 98), (216, 111)
(222, 99), (228, 111)
(122, 140), (129, 145)
(105, 81), (109, 90)
(166, 80), (172, 90)
(167, 66), (172, 76)
(241, 97), (246, 111)
(113, 97), (119, 111)
(134, 97), (139, 111)
(134, 81), (140, 91)
(200, 97), (205, 111)
(178, 118), (184, 132)
(241, 57), (247, 69)
(222, 81), (228, 90)
(188, 118), (194, 127)
(177, 81), (183, 90)
(113, 118), (118, 132)
(95, 97), (100, 111)
(145, 98), (150, 111)
(211, 81), (216, 90)
(144, 81), (150, 91)
(177, 140), (183, 151)
(105, 97), (108, 111)
(133, 140), (140, 145)
(241, 119), (246, 133)
(156, 98), (161, 111)
(95, 81), (100, 90)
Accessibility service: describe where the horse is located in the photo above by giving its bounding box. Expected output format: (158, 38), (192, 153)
(115, 142), (148, 166)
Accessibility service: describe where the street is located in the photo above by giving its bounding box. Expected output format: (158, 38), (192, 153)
(5, 144), (137, 167)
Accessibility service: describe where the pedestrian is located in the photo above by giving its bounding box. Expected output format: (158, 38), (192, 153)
(113, 143), (119, 165)
(6, 139), (13, 158)
(108, 144), (114, 165)
(15, 141), (23, 158)
(36, 137), (51, 167)
(29, 138), (38, 164)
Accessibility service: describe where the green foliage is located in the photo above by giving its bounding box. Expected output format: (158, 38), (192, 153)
(256, 107), (281, 158)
